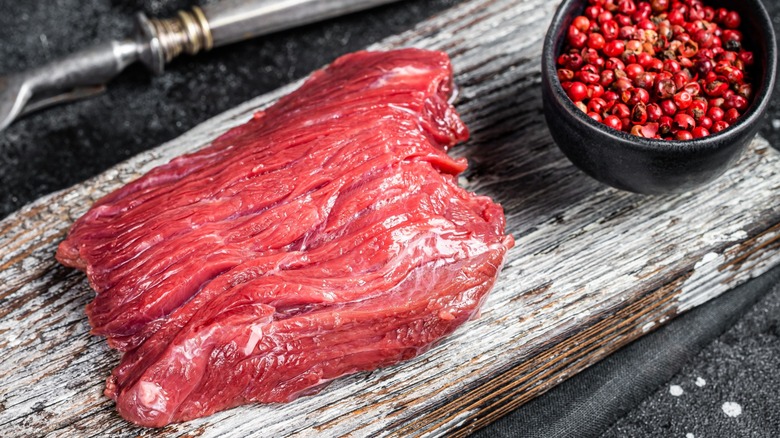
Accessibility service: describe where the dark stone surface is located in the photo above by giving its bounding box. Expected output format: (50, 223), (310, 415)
(1, 0), (779, 436)
(472, 265), (780, 438)
(0, 0), (459, 217)
(602, 276), (780, 437)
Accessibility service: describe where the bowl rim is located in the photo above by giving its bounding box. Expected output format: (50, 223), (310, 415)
(542, 0), (778, 154)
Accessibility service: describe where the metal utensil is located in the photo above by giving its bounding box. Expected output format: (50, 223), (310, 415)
(0, 0), (402, 132)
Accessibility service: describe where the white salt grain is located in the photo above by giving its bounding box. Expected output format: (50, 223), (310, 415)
(695, 377), (706, 387)
(722, 401), (742, 417)
(670, 385), (684, 397)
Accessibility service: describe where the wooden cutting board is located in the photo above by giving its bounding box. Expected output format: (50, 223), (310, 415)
(2, 0), (779, 436)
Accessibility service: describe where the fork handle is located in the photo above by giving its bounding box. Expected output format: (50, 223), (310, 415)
(205, 0), (403, 47)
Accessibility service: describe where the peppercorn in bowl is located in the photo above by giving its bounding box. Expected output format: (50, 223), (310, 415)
(541, 0), (776, 194)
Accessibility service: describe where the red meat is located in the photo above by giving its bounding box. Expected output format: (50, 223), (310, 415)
(57, 48), (514, 427)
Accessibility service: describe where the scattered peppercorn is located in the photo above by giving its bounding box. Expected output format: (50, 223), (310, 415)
(557, 0), (754, 140)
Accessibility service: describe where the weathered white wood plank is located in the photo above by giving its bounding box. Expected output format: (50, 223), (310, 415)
(1, 0), (779, 436)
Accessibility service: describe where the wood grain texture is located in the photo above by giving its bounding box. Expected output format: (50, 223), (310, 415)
(1, 0), (780, 436)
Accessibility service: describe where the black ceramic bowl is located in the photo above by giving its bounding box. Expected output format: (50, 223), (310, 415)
(541, 0), (777, 194)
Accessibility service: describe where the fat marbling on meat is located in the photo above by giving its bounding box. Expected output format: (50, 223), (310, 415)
(57, 48), (514, 427)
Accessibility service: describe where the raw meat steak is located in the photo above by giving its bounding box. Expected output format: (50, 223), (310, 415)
(56, 48), (514, 427)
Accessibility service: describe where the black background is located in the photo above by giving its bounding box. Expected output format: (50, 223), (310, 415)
(1, 0), (778, 436)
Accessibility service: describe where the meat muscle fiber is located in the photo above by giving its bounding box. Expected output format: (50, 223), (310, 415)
(56, 48), (514, 427)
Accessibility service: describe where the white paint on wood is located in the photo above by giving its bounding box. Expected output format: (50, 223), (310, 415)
(1, 0), (779, 436)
